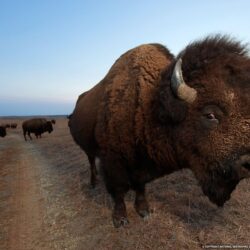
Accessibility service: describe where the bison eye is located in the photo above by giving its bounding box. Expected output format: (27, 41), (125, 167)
(206, 113), (215, 120)
(205, 113), (219, 123)
(201, 105), (223, 129)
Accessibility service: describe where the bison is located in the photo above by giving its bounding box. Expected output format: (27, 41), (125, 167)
(0, 126), (6, 137)
(2, 123), (10, 128)
(22, 118), (53, 141)
(69, 35), (250, 227)
(10, 123), (17, 129)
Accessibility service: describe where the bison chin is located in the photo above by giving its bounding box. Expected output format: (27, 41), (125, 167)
(194, 154), (250, 206)
(201, 178), (239, 207)
(194, 160), (242, 207)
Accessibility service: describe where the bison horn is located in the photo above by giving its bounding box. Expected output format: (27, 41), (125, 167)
(171, 58), (197, 103)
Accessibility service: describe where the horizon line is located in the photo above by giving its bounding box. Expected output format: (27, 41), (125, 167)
(0, 114), (69, 118)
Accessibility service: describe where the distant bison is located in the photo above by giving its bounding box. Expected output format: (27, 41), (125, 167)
(10, 123), (17, 129)
(22, 118), (53, 141)
(69, 35), (250, 227)
(0, 126), (6, 137)
(2, 123), (10, 128)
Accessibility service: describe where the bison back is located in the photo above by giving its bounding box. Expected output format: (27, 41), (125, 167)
(22, 119), (45, 133)
(70, 44), (173, 160)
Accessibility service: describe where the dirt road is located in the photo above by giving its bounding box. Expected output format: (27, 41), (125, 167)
(0, 119), (249, 250)
(0, 126), (125, 250)
(0, 133), (46, 249)
(0, 129), (114, 250)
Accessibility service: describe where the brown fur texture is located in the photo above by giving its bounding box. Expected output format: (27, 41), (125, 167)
(69, 36), (250, 227)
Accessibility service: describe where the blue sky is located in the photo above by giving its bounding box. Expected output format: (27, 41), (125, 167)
(0, 0), (250, 116)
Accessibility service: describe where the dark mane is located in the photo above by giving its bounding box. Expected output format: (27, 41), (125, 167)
(179, 35), (249, 82)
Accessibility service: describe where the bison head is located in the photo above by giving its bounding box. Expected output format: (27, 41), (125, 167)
(157, 35), (250, 206)
(46, 121), (53, 133)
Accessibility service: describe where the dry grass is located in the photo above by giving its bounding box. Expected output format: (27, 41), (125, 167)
(0, 117), (249, 249)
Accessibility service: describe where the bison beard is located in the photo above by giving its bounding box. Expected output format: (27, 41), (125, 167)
(69, 35), (250, 227)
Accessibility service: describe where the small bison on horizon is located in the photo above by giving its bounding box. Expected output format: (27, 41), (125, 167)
(10, 123), (17, 129)
(69, 35), (250, 227)
(22, 118), (53, 141)
(1, 123), (10, 128)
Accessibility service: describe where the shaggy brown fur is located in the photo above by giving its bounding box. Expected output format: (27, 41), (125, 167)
(69, 36), (250, 227)
(69, 44), (173, 188)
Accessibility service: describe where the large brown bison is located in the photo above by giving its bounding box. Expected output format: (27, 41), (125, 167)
(69, 35), (250, 227)
(0, 126), (6, 137)
(22, 118), (53, 141)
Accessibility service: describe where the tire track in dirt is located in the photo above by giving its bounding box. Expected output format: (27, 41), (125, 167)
(1, 129), (115, 250)
(0, 129), (111, 250)
(0, 134), (47, 250)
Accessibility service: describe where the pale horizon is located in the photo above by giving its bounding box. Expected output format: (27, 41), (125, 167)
(1, 0), (250, 115)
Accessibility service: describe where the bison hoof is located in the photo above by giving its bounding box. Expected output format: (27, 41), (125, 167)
(136, 207), (153, 219)
(138, 209), (150, 218)
(112, 216), (129, 228)
(135, 200), (151, 218)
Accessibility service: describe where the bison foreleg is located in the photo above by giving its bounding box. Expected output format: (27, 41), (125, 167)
(111, 192), (129, 228)
(87, 155), (98, 188)
(23, 130), (27, 141)
(102, 155), (130, 227)
(134, 185), (150, 218)
(28, 132), (32, 140)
